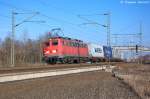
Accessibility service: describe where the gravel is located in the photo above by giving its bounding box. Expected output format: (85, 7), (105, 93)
(0, 71), (140, 99)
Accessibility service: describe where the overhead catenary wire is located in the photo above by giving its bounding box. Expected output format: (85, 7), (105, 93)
(36, 0), (76, 16)
(0, 1), (36, 13)
(113, 21), (139, 35)
(32, 0), (102, 33)
(0, 1), (88, 33)
(0, 1), (79, 27)
(0, 14), (10, 19)
(77, 15), (100, 24)
(0, 0), (106, 42)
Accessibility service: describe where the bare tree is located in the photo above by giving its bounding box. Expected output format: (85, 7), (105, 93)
(0, 37), (11, 66)
(0, 31), (51, 67)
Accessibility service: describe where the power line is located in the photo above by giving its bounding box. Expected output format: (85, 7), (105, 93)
(0, 1), (84, 30)
(78, 12), (111, 46)
(36, 0), (76, 16)
(0, 1), (103, 42)
(0, 14), (10, 19)
(113, 21), (139, 35)
(0, 1), (34, 12)
(0, 1), (78, 27)
(77, 15), (99, 24)
(39, 13), (77, 27)
(33, 0), (92, 31)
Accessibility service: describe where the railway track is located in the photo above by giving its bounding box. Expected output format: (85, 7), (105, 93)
(0, 65), (116, 83)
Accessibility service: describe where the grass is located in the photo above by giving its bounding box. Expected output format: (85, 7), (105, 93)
(114, 63), (150, 99)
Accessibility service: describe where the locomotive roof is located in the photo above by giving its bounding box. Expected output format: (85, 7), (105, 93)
(50, 36), (83, 42)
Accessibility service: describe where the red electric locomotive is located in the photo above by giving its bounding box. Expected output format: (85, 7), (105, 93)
(43, 37), (89, 64)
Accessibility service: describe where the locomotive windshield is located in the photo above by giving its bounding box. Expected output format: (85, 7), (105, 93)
(52, 40), (58, 45)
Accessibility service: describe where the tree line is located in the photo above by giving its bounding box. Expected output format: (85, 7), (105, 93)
(0, 33), (49, 67)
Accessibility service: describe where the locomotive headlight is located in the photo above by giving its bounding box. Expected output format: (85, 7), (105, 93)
(52, 50), (57, 53)
(45, 51), (50, 54)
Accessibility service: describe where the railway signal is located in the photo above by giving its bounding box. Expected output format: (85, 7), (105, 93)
(136, 45), (138, 54)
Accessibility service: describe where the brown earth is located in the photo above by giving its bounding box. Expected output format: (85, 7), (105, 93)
(0, 71), (140, 99)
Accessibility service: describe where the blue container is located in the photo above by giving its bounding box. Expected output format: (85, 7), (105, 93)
(103, 46), (112, 59)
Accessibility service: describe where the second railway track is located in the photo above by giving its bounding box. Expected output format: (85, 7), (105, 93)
(0, 62), (119, 74)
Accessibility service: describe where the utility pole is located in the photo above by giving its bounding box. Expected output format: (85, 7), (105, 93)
(139, 21), (143, 65)
(136, 21), (143, 64)
(112, 21), (143, 63)
(10, 11), (44, 67)
(106, 12), (111, 46)
(78, 12), (111, 65)
(104, 12), (111, 66)
(11, 11), (16, 67)
(78, 11), (111, 46)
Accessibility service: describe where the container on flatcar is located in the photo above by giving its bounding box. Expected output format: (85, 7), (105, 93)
(103, 46), (112, 59)
(112, 47), (122, 59)
(87, 43), (104, 58)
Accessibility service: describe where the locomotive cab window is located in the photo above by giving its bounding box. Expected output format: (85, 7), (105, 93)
(52, 40), (58, 45)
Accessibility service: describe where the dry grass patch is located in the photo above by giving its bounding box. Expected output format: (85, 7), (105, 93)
(114, 63), (150, 99)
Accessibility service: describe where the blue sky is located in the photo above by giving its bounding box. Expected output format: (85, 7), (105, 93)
(0, 0), (150, 47)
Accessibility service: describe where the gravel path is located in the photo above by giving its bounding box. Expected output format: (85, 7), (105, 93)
(0, 71), (140, 99)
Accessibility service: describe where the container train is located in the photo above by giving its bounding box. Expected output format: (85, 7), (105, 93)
(43, 36), (115, 64)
